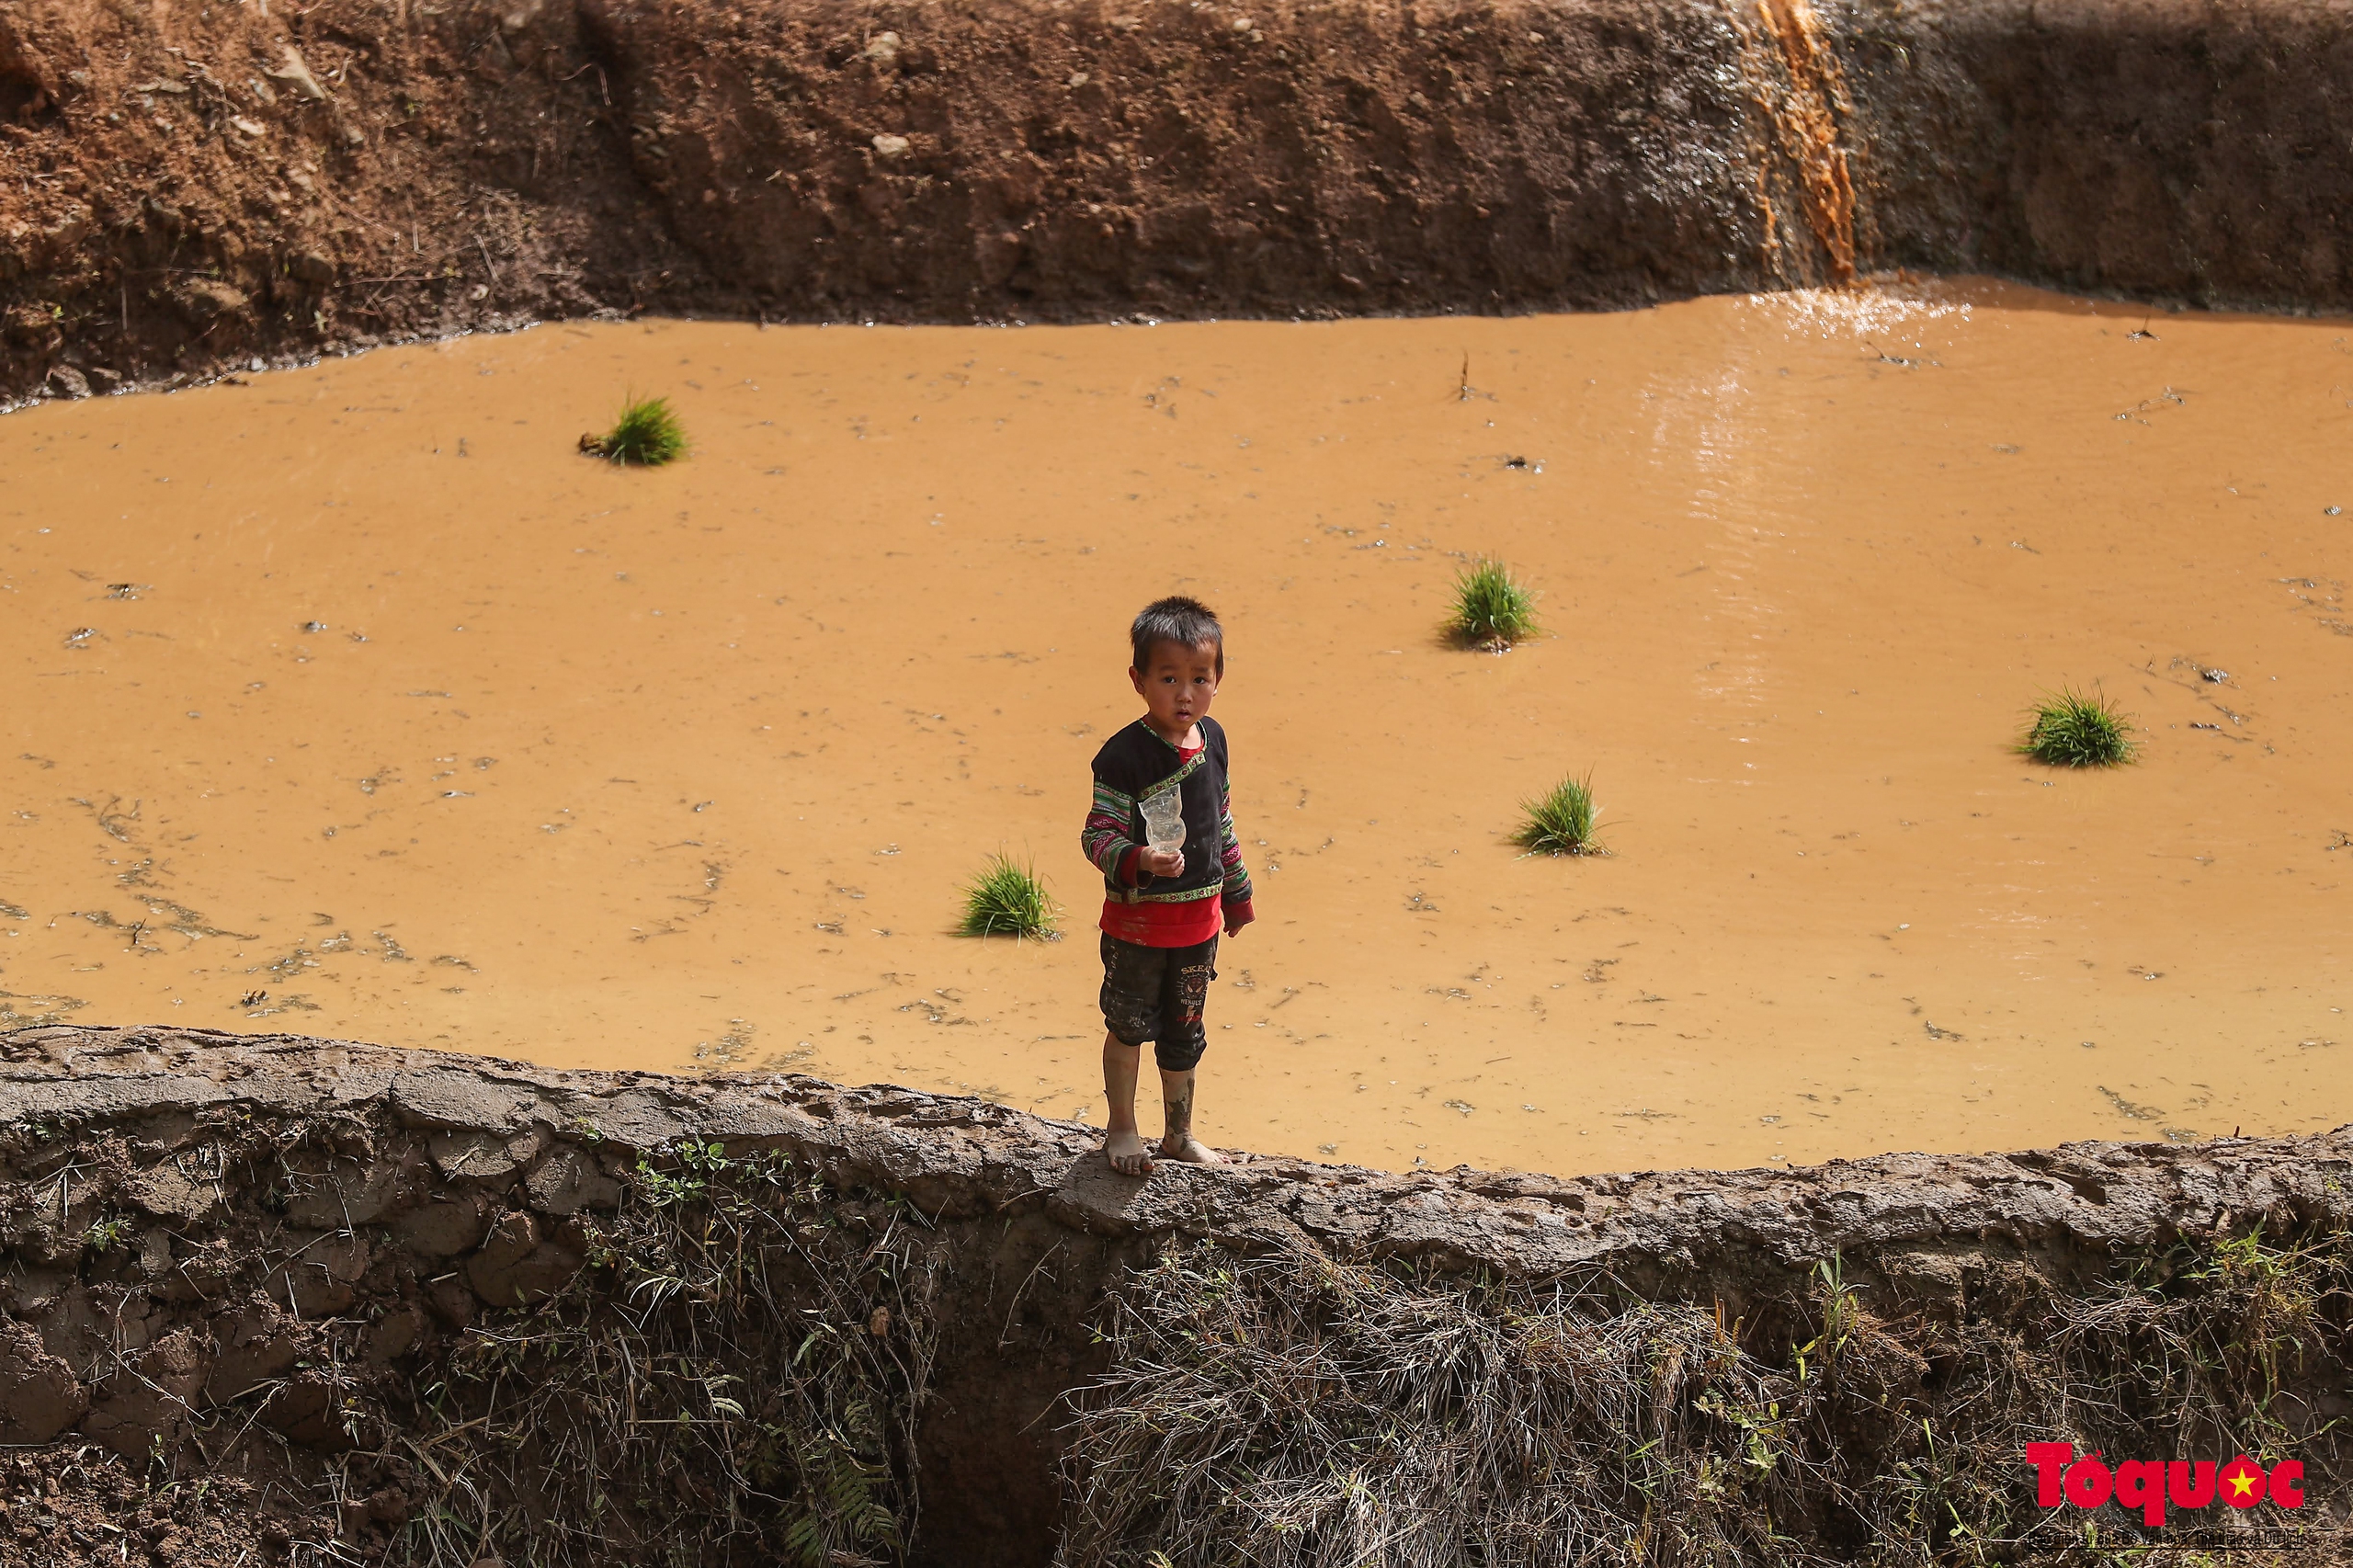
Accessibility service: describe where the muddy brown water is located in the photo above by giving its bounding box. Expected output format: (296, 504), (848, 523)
(4, 280), (2349, 1176)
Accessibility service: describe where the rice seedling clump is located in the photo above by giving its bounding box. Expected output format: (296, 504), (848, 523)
(959, 853), (1059, 939)
(2019, 686), (2136, 767)
(1516, 772), (1606, 857)
(585, 394), (688, 466)
(1449, 557), (1539, 650)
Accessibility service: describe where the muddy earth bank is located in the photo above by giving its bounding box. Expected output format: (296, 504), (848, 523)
(0, 1026), (2347, 1564)
(5, 0), (2353, 401)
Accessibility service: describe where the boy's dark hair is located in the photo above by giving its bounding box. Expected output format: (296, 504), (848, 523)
(1130, 596), (1224, 675)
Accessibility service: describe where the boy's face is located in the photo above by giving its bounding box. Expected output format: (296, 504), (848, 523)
(1130, 638), (1222, 739)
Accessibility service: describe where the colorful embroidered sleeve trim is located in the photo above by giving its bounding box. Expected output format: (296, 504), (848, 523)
(1119, 883), (1224, 904)
(1082, 779), (1138, 884)
(1217, 774), (1253, 907)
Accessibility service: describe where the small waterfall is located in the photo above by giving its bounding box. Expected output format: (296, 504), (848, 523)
(1736, 0), (1859, 285)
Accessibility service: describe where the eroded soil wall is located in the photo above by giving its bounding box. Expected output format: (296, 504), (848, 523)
(2, 1027), (2349, 1564)
(5, 0), (2353, 401)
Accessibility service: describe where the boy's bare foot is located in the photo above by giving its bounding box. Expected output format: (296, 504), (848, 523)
(1105, 1128), (1155, 1176)
(1159, 1134), (1223, 1165)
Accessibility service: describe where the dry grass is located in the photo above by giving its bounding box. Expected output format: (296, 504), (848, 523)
(1055, 1248), (1830, 1568)
(1052, 1231), (2353, 1568)
(389, 1137), (940, 1567)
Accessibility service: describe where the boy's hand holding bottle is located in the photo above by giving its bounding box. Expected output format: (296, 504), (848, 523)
(1139, 792), (1186, 880)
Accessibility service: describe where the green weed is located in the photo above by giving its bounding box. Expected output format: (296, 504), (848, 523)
(1793, 1253), (1859, 1382)
(585, 394), (688, 466)
(1516, 772), (1606, 857)
(2020, 686), (2136, 767)
(958, 853), (1059, 940)
(83, 1216), (132, 1253)
(782, 1426), (900, 1567)
(1449, 557), (1540, 650)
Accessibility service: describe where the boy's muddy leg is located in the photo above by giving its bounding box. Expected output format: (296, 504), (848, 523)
(1158, 1069), (1222, 1165)
(1152, 947), (1220, 1164)
(1101, 1031), (1154, 1176)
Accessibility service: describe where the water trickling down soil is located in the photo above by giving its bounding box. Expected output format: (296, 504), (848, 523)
(3, 278), (2348, 1175)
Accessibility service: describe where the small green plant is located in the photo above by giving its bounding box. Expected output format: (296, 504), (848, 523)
(675, 1135), (733, 1175)
(1794, 1253), (1860, 1381)
(84, 1216), (132, 1253)
(783, 1429), (901, 1567)
(958, 854), (1059, 940)
(1448, 557), (1539, 650)
(583, 394), (688, 466)
(632, 1138), (735, 1209)
(2019, 686), (2136, 767)
(1515, 772), (1606, 857)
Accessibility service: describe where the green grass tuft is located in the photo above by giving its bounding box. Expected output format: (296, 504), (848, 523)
(2019, 686), (2136, 767)
(958, 853), (1059, 940)
(1449, 557), (1539, 650)
(1516, 772), (1606, 857)
(586, 394), (688, 466)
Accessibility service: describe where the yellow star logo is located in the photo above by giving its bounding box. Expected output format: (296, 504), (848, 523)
(2225, 1468), (2258, 1501)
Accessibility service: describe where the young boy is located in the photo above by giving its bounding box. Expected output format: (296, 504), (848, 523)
(1080, 596), (1255, 1176)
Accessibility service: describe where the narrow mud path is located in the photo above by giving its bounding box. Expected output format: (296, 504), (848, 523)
(5, 278), (2347, 1173)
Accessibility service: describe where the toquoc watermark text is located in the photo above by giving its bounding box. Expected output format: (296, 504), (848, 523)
(2027, 1443), (2304, 1528)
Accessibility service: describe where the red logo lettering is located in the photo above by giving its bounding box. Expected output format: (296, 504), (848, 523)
(2269, 1460), (2305, 1508)
(2028, 1449), (2302, 1527)
(2168, 1460), (2216, 1509)
(2063, 1454), (2113, 1509)
(2026, 1442), (2073, 1507)
(2220, 1455), (2267, 1510)
(2113, 1460), (2165, 1528)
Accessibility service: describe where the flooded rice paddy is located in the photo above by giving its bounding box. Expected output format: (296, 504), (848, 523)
(4, 281), (2349, 1176)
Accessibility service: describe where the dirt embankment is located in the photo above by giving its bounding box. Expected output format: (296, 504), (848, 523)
(1, 1026), (2347, 1564)
(4, 0), (2353, 402)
